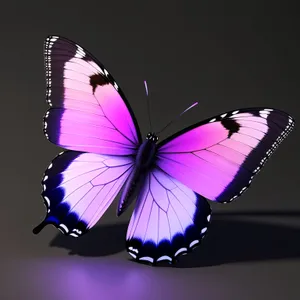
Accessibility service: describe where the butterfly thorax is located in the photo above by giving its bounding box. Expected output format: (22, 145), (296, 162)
(116, 133), (158, 216)
(135, 132), (158, 170)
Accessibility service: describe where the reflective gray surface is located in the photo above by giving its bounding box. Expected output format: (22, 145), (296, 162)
(1, 1), (299, 299)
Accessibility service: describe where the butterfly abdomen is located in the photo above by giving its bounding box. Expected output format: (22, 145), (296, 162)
(135, 139), (157, 170)
(117, 169), (144, 216)
(117, 139), (157, 216)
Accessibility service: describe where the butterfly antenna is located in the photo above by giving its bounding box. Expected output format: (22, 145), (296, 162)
(156, 102), (198, 135)
(144, 80), (153, 132)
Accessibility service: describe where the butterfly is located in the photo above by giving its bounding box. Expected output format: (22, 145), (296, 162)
(33, 35), (295, 265)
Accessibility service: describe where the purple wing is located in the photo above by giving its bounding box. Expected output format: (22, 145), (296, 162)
(126, 168), (211, 264)
(43, 35), (142, 155)
(156, 108), (295, 203)
(157, 108), (294, 203)
(33, 151), (134, 236)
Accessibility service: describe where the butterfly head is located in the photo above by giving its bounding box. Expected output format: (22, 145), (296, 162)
(146, 132), (159, 143)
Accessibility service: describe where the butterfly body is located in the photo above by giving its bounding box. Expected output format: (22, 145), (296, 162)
(33, 35), (295, 265)
(117, 132), (158, 215)
(135, 133), (158, 170)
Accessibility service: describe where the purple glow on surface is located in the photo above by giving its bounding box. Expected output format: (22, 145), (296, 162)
(18, 257), (205, 300)
(6, 251), (299, 300)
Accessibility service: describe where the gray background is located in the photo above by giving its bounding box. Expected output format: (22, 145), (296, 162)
(1, 1), (300, 299)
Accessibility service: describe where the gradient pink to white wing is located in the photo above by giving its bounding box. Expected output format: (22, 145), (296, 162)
(43, 35), (141, 155)
(33, 151), (134, 236)
(126, 168), (211, 264)
(157, 108), (295, 204)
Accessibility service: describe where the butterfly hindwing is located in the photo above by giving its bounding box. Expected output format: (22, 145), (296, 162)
(33, 151), (134, 236)
(126, 168), (211, 264)
(44, 35), (142, 155)
(157, 108), (295, 203)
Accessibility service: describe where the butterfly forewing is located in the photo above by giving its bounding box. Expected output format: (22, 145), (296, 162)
(43, 35), (142, 155)
(156, 108), (295, 203)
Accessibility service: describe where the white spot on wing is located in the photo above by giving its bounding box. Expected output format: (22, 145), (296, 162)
(174, 247), (187, 257)
(129, 252), (137, 259)
(157, 255), (172, 262)
(241, 186), (247, 192)
(70, 233), (79, 237)
(189, 240), (199, 248)
(132, 248), (139, 254)
(113, 82), (119, 90)
(73, 229), (82, 235)
(44, 196), (50, 207)
(75, 44), (86, 58)
(201, 227), (207, 234)
(49, 36), (58, 43)
(209, 118), (216, 123)
(259, 112), (269, 119)
(139, 256), (154, 263)
(59, 224), (69, 233)
(44, 37), (59, 106)
(232, 110), (239, 115)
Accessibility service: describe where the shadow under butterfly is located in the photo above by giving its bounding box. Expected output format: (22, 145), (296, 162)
(33, 35), (296, 266)
(49, 211), (300, 268)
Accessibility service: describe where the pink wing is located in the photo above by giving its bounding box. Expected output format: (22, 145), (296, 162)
(157, 108), (295, 203)
(126, 168), (211, 264)
(33, 151), (134, 236)
(43, 35), (141, 155)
